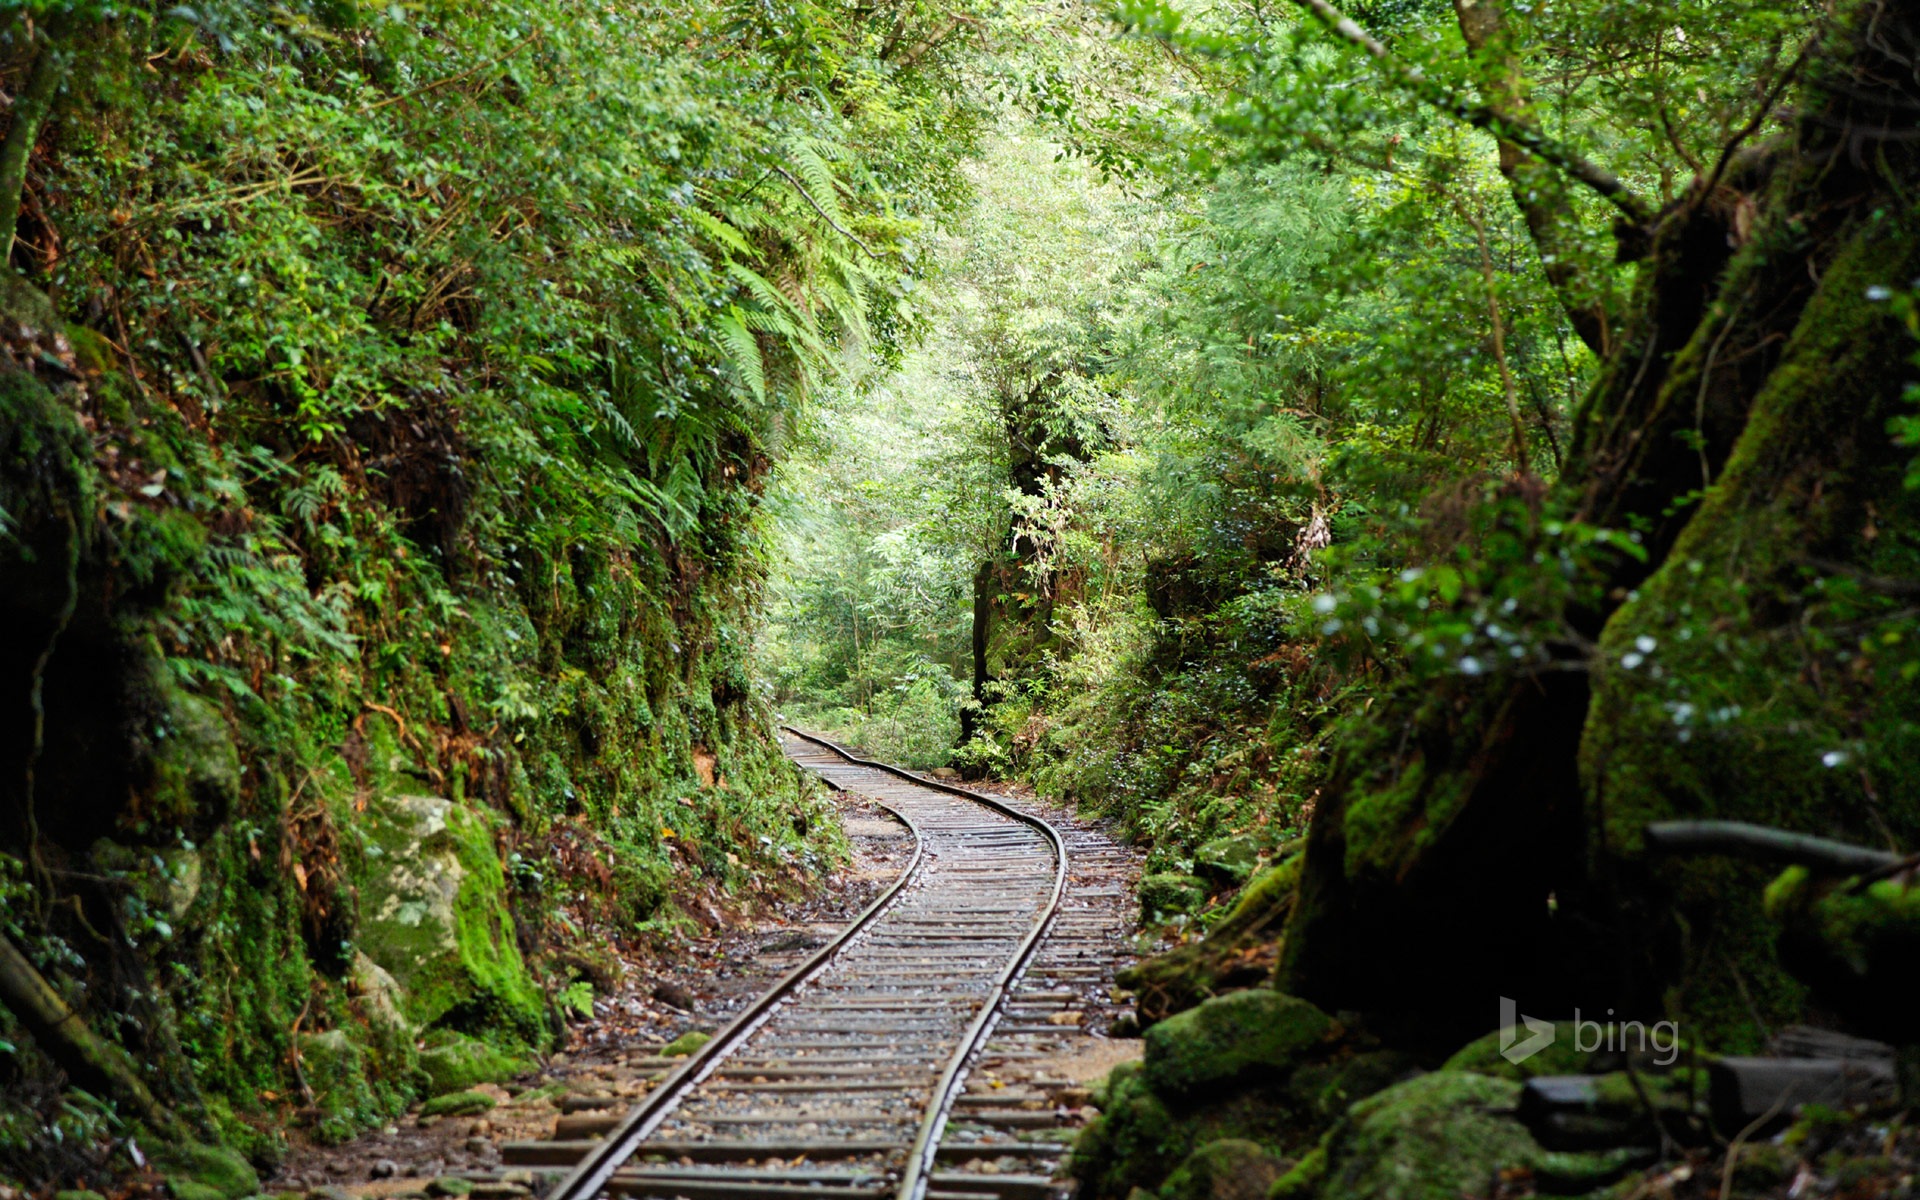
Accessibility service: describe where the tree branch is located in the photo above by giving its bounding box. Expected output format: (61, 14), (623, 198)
(1644, 820), (1901, 875)
(771, 166), (882, 259)
(1287, 0), (1655, 227)
(0, 27), (69, 275)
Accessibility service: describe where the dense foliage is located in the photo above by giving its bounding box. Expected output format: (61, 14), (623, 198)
(767, 0), (1920, 1054)
(0, 0), (998, 1183)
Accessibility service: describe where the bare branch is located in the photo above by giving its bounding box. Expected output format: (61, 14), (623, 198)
(1644, 820), (1901, 875)
(772, 166), (882, 259)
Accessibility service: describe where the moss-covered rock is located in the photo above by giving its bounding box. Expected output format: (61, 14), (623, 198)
(662, 1029), (712, 1057)
(147, 687), (241, 826)
(1141, 873), (1210, 923)
(1288, 1049), (1420, 1121)
(1319, 1072), (1642, 1200)
(1161, 1138), (1287, 1200)
(296, 1029), (386, 1142)
(1766, 867), (1920, 1042)
(1142, 990), (1334, 1101)
(417, 1031), (532, 1095)
(347, 951), (412, 1037)
(1074, 1061), (1191, 1200)
(358, 795), (546, 1042)
(1271, 1144), (1329, 1200)
(419, 1090), (496, 1117)
(1441, 1024), (1592, 1081)
(152, 1141), (260, 1200)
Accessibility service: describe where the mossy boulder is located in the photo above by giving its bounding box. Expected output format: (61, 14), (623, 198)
(1193, 836), (1260, 887)
(1766, 867), (1920, 1042)
(1140, 873), (1210, 923)
(417, 1031), (532, 1095)
(153, 1141), (260, 1200)
(1288, 1049), (1421, 1121)
(1272, 1145), (1329, 1200)
(662, 1029), (712, 1057)
(295, 1029), (386, 1140)
(1441, 1023), (1592, 1081)
(1142, 990), (1334, 1101)
(1074, 1061), (1190, 1199)
(147, 687), (241, 825)
(347, 950), (412, 1036)
(420, 1090), (496, 1117)
(358, 795), (546, 1042)
(1161, 1138), (1286, 1200)
(1319, 1072), (1642, 1200)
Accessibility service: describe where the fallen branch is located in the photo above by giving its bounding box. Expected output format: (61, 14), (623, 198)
(0, 934), (190, 1140)
(1644, 820), (1901, 875)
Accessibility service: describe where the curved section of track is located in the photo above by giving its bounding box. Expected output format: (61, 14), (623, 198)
(542, 728), (1068, 1200)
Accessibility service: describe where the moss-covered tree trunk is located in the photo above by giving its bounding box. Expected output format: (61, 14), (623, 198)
(1267, 0), (1920, 1049)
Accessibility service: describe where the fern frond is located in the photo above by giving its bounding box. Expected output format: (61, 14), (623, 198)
(787, 138), (847, 228)
(717, 306), (767, 405)
(684, 206), (757, 261)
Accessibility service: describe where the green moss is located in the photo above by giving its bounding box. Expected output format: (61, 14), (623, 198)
(152, 1142), (260, 1200)
(1161, 1138), (1287, 1200)
(295, 1030), (387, 1144)
(1270, 1144), (1328, 1200)
(1142, 990), (1334, 1102)
(1766, 868), (1920, 1040)
(357, 796), (546, 1043)
(1289, 1050), (1419, 1121)
(1073, 1066), (1190, 1200)
(1140, 873), (1210, 923)
(147, 687), (241, 827)
(1319, 1073), (1640, 1200)
(64, 324), (117, 374)
(662, 1029), (712, 1057)
(417, 1032), (533, 1095)
(1440, 1024), (1592, 1081)
(419, 1090), (496, 1117)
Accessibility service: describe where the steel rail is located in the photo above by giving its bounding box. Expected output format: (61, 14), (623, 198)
(777, 727), (1069, 1200)
(545, 773), (928, 1200)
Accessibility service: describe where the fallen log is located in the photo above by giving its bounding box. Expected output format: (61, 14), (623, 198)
(0, 932), (189, 1139)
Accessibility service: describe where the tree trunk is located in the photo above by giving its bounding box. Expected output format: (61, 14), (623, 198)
(1269, 0), (1920, 1049)
(0, 28), (66, 262)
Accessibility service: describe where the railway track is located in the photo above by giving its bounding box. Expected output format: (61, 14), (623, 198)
(497, 729), (1139, 1200)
